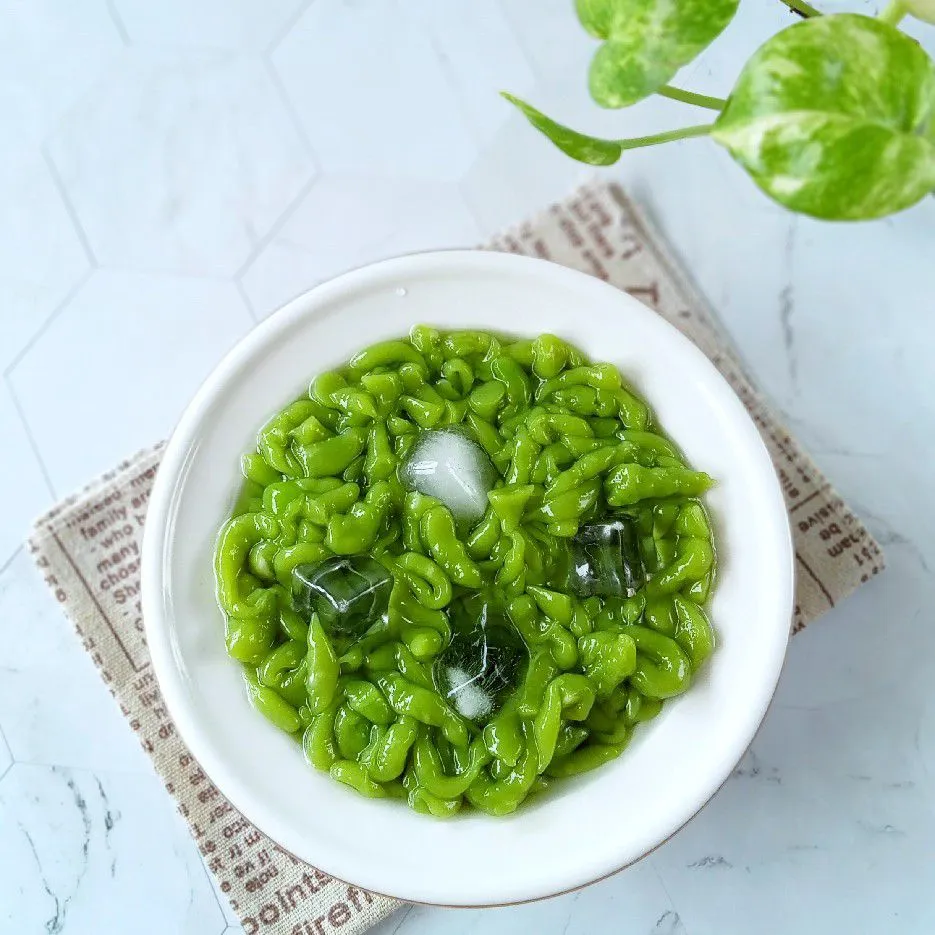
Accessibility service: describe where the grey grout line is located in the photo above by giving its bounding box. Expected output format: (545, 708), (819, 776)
(0, 720), (13, 783)
(231, 172), (317, 282)
(235, 41), (322, 286)
(385, 905), (414, 935)
(418, 15), (485, 152)
(0, 545), (24, 579)
(42, 147), (99, 269)
(4, 377), (58, 500)
(92, 265), (232, 284)
(455, 176), (494, 242)
(264, 0), (317, 57)
(197, 851), (234, 930)
(234, 280), (259, 324)
(106, 0), (131, 46)
(3, 268), (93, 378)
(493, 0), (542, 83)
(262, 55), (320, 168)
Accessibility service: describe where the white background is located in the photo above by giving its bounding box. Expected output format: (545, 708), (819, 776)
(1, 1), (934, 933)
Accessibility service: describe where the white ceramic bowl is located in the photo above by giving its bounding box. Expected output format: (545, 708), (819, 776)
(142, 250), (793, 907)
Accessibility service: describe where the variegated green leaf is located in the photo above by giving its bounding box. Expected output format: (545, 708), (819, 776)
(501, 93), (622, 166)
(575, 0), (619, 39)
(587, 0), (739, 109)
(712, 14), (935, 220)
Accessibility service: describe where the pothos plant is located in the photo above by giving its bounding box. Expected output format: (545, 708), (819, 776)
(504, 0), (935, 220)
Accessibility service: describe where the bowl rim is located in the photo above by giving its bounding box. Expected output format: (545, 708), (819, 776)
(142, 248), (795, 906)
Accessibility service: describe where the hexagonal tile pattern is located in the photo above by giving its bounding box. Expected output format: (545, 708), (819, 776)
(3, 1), (934, 932)
(8, 270), (254, 495)
(0, 153), (91, 372)
(0, 0), (123, 145)
(240, 175), (483, 317)
(272, 0), (477, 181)
(406, 0), (534, 148)
(46, 48), (315, 277)
(0, 387), (52, 566)
(113, 0), (304, 50)
(0, 549), (150, 774)
(0, 764), (224, 934)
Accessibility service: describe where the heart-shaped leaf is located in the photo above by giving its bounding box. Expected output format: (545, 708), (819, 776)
(501, 93), (622, 166)
(712, 14), (935, 220)
(586, 0), (739, 109)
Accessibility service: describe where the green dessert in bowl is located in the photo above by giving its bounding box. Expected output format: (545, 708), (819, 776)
(214, 327), (717, 817)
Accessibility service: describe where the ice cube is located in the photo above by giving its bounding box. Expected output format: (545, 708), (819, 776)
(399, 429), (496, 523)
(564, 519), (644, 598)
(433, 595), (525, 725)
(292, 555), (391, 637)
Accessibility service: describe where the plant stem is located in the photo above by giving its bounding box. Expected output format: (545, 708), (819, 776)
(878, 0), (907, 24)
(779, 0), (821, 16)
(658, 85), (727, 111)
(616, 124), (713, 151)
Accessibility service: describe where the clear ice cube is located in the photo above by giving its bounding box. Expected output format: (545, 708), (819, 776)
(433, 595), (526, 725)
(399, 429), (496, 524)
(565, 519), (644, 598)
(292, 555), (391, 636)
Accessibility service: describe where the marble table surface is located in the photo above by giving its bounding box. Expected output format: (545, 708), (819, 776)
(2, 1), (934, 933)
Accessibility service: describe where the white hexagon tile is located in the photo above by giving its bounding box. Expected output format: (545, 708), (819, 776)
(651, 706), (935, 934)
(0, 763), (225, 935)
(0, 151), (91, 373)
(7, 271), (254, 496)
(404, 0), (536, 148)
(239, 175), (484, 318)
(0, 549), (152, 775)
(111, 0), (306, 51)
(0, 388), (53, 569)
(459, 106), (584, 235)
(497, 0), (593, 80)
(271, 0), (478, 181)
(45, 47), (315, 277)
(0, 0), (124, 146)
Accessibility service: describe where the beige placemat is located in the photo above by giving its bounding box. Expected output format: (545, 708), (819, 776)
(28, 180), (884, 935)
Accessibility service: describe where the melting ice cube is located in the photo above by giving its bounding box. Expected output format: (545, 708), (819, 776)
(399, 429), (496, 524)
(565, 519), (644, 598)
(433, 596), (525, 725)
(292, 555), (391, 636)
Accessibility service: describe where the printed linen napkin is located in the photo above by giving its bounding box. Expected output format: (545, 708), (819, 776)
(29, 180), (884, 935)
